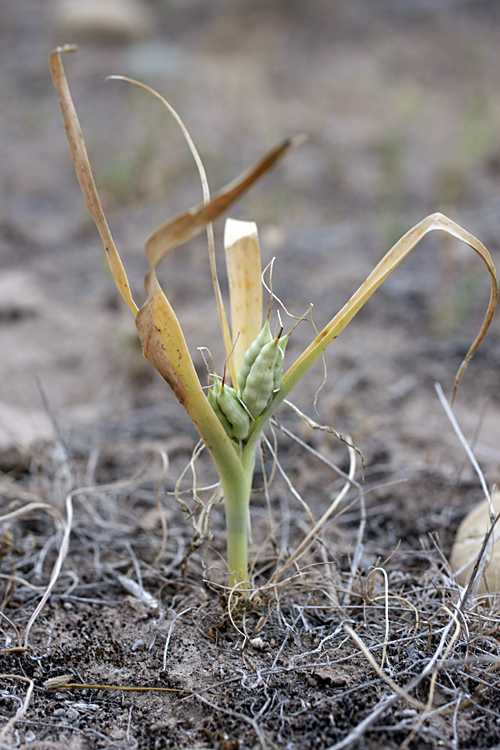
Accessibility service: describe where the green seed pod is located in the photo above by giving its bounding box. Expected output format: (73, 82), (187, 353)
(208, 381), (234, 440)
(272, 333), (288, 392)
(236, 321), (272, 395)
(241, 336), (281, 418)
(217, 383), (251, 441)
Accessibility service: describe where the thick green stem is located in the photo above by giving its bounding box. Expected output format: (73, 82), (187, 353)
(219, 448), (256, 588)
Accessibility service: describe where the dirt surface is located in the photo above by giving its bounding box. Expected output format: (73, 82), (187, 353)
(2, 1), (500, 748)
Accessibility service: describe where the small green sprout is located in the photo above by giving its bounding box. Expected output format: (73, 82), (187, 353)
(51, 46), (498, 590)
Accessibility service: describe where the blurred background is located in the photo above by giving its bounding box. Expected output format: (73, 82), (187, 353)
(1, 0), (500, 477)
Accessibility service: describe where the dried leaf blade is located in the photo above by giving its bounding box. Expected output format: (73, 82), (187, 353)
(144, 136), (304, 270)
(280, 212), (497, 404)
(49, 46), (138, 316)
(224, 218), (263, 374)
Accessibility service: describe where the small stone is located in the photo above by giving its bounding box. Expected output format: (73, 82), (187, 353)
(450, 491), (500, 593)
(50, 0), (155, 42)
(249, 637), (267, 650)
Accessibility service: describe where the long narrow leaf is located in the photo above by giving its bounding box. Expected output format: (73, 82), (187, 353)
(108, 75), (237, 386)
(49, 46), (138, 316)
(283, 213), (497, 402)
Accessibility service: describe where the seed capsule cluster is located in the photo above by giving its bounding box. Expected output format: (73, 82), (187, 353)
(208, 322), (287, 442)
(217, 382), (251, 441)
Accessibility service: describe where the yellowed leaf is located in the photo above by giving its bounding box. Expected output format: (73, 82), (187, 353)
(136, 271), (240, 466)
(280, 213), (498, 404)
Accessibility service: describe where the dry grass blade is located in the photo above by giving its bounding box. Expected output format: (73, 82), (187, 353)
(224, 219), (263, 374)
(1, 501), (68, 646)
(151, 448), (170, 568)
(108, 74), (237, 385)
(345, 626), (428, 711)
(49, 46), (138, 316)
(268, 432), (357, 585)
(43, 676), (196, 695)
(435, 382), (492, 512)
(22, 495), (73, 649)
(282, 213), (498, 402)
(144, 135), (305, 270)
(0, 611), (23, 652)
(0, 675), (35, 745)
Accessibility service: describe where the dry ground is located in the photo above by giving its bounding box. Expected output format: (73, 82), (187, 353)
(2, 1), (500, 748)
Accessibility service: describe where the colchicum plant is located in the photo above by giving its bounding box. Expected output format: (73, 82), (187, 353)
(51, 46), (498, 589)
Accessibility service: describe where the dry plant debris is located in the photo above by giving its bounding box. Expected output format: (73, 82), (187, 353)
(2, 428), (500, 749)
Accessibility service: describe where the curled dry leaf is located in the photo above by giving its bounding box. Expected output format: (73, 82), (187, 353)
(144, 136), (305, 270)
(275, 212), (498, 413)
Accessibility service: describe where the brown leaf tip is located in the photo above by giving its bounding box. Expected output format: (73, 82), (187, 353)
(51, 44), (78, 56)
